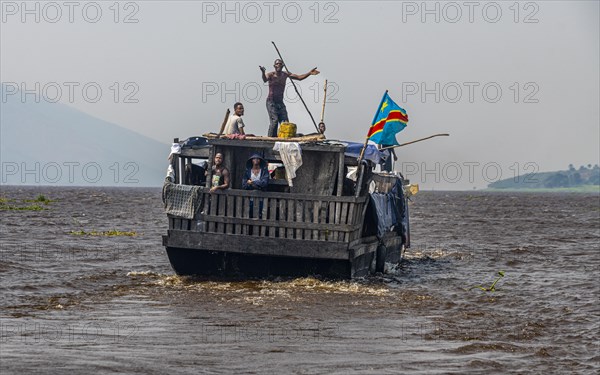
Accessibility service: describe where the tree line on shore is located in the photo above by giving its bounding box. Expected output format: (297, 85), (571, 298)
(488, 164), (600, 189)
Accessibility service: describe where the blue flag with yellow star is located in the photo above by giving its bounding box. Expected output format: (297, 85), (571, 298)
(367, 92), (409, 145)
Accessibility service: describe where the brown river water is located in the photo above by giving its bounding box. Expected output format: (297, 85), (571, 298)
(1, 186), (599, 374)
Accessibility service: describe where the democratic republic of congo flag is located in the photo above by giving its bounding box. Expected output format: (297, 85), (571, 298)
(367, 92), (409, 145)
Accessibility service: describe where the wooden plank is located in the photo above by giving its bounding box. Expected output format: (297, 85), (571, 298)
(349, 241), (378, 259)
(287, 199), (295, 239)
(207, 195), (217, 232)
(251, 197), (259, 236)
(242, 196), (249, 235)
(280, 199), (287, 238)
(179, 156), (186, 186)
(335, 202), (343, 241)
(226, 195), (235, 234)
(202, 193), (209, 232)
(290, 152), (337, 196)
(319, 201), (328, 240)
(301, 200), (308, 240)
(347, 202), (356, 225)
(295, 200), (303, 239)
(334, 202), (342, 224)
(345, 202), (356, 242)
(205, 146), (214, 190)
(304, 200), (312, 240)
(260, 198), (268, 237)
(354, 202), (366, 240)
(269, 198), (278, 237)
(165, 230), (350, 260)
(336, 152), (344, 197)
(218, 195), (227, 233)
(235, 195), (243, 235)
(312, 200), (319, 240)
(208, 138), (345, 153)
(200, 188), (367, 203)
(328, 202), (336, 241)
(339, 203), (349, 242)
(357, 198), (370, 242)
(213, 196), (220, 233)
(172, 155), (179, 184)
(198, 214), (359, 232)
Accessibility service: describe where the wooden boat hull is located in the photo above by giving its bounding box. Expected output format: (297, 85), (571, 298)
(163, 231), (403, 278)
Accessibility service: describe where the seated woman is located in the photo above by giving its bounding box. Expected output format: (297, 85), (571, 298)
(242, 154), (269, 190)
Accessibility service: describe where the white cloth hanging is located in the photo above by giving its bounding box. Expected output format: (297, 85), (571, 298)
(273, 142), (302, 187)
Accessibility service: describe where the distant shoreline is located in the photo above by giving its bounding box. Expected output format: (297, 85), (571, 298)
(485, 185), (600, 193)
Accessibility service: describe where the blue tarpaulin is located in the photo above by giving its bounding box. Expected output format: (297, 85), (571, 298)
(343, 142), (383, 164)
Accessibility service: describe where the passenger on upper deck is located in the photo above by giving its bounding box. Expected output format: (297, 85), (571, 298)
(209, 153), (230, 193)
(260, 59), (320, 137)
(318, 121), (326, 134)
(223, 102), (246, 135)
(242, 154), (269, 191)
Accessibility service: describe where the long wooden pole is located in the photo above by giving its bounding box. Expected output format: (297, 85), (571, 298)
(216, 108), (231, 138)
(379, 133), (450, 150)
(320, 79), (327, 124)
(271, 41), (320, 133)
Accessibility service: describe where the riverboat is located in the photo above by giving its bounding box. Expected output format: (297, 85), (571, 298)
(162, 134), (412, 278)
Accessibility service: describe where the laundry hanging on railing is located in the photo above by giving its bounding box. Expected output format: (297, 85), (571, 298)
(273, 142), (302, 187)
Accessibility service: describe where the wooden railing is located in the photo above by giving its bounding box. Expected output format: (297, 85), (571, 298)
(168, 189), (368, 243)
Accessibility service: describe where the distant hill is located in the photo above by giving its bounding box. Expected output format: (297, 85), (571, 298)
(1, 83), (170, 186)
(488, 165), (600, 190)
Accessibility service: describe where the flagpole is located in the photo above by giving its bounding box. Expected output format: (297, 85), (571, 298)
(358, 90), (388, 163)
(379, 133), (450, 150)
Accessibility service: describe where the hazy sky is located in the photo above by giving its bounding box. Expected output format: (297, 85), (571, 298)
(1, 0), (599, 189)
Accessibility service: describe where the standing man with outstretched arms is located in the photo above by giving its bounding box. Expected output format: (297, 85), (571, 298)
(259, 59), (319, 137)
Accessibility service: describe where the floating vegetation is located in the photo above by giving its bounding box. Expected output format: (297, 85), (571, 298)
(23, 194), (56, 204)
(0, 194), (54, 211)
(0, 197), (15, 204)
(469, 271), (505, 292)
(0, 203), (47, 211)
(70, 230), (138, 237)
